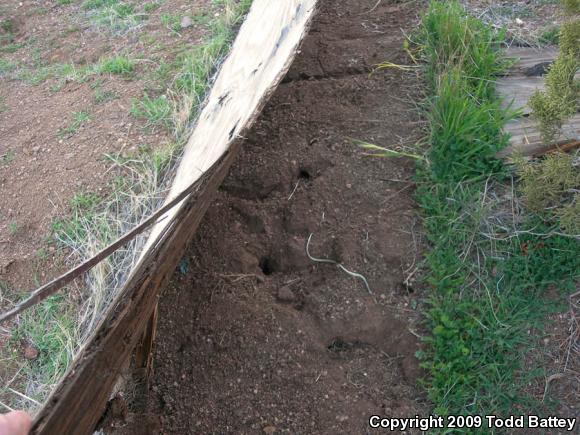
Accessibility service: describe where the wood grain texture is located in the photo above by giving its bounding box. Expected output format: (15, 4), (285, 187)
(504, 46), (558, 75)
(498, 113), (580, 157)
(30, 1), (318, 433)
(498, 76), (545, 115)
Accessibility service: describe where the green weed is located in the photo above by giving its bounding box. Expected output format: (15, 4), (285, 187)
(97, 55), (134, 75)
(8, 222), (18, 235)
(58, 111), (91, 138)
(94, 88), (117, 103)
(538, 26), (560, 45)
(1, 149), (15, 165)
(143, 2), (162, 13)
(130, 94), (171, 127)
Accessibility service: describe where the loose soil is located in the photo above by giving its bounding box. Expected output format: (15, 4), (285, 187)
(114, 0), (430, 433)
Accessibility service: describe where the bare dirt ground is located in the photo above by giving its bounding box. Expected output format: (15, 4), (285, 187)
(117, 0), (430, 433)
(0, 0), (226, 411)
(0, 0), (213, 292)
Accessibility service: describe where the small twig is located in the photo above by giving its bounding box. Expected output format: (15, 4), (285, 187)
(288, 180), (300, 201)
(0, 174), (207, 324)
(364, 0), (382, 14)
(8, 388), (41, 406)
(306, 233), (372, 294)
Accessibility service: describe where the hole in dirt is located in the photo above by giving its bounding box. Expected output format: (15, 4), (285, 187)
(327, 338), (366, 353)
(259, 256), (276, 275)
(298, 169), (311, 180)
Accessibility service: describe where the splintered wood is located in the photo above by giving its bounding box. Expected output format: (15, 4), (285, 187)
(30, 1), (318, 434)
(497, 47), (580, 158)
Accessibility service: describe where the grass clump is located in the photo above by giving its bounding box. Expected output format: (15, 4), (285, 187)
(83, 0), (146, 33)
(1, 149), (15, 165)
(415, 0), (508, 97)
(413, 0), (580, 427)
(97, 55), (135, 75)
(538, 25), (560, 45)
(129, 94), (171, 127)
(58, 111), (91, 138)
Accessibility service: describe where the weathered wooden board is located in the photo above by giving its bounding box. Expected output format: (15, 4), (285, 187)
(497, 76), (544, 114)
(498, 46), (580, 157)
(498, 113), (580, 158)
(504, 46), (558, 75)
(31, 1), (318, 434)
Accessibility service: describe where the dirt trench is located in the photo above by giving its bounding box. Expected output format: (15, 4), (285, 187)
(118, 0), (428, 433)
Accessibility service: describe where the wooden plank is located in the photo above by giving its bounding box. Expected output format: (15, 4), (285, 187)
(498, 76), (544, 114)
(498, 113), (580, 157)
(504, 46), (558, 75)
(30, 1), (318, 434)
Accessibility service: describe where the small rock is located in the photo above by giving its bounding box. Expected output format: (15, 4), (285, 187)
(263, 426), (276, 434)
(180, 16), (193, 29)
(24, 344), (38, 360)
(276, 285), (296, 303)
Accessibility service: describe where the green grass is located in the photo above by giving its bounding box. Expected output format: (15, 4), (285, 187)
(413, 1), (580, 429)
(0, 41), (26, 54)
(97, 55), (134, 75)
(8, 222), (18, 235)
(1, 149), (15, 165)
(94, 88), (117, 103)
(131, 0), (251, 136)
(83, 0), (147, 33)
(8, 293), (79, 405)
(143, 1), (163, 13)
(57, 0), (74, 5)
(130, 94), (171, 127)
(160, 13), (182, 33)
(58, 111), (91, 138)
(0, 59), (18, 76)
(538, 25), (560, 45)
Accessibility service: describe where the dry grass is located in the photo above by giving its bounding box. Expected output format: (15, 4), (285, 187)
(2, 0), (252, 413)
